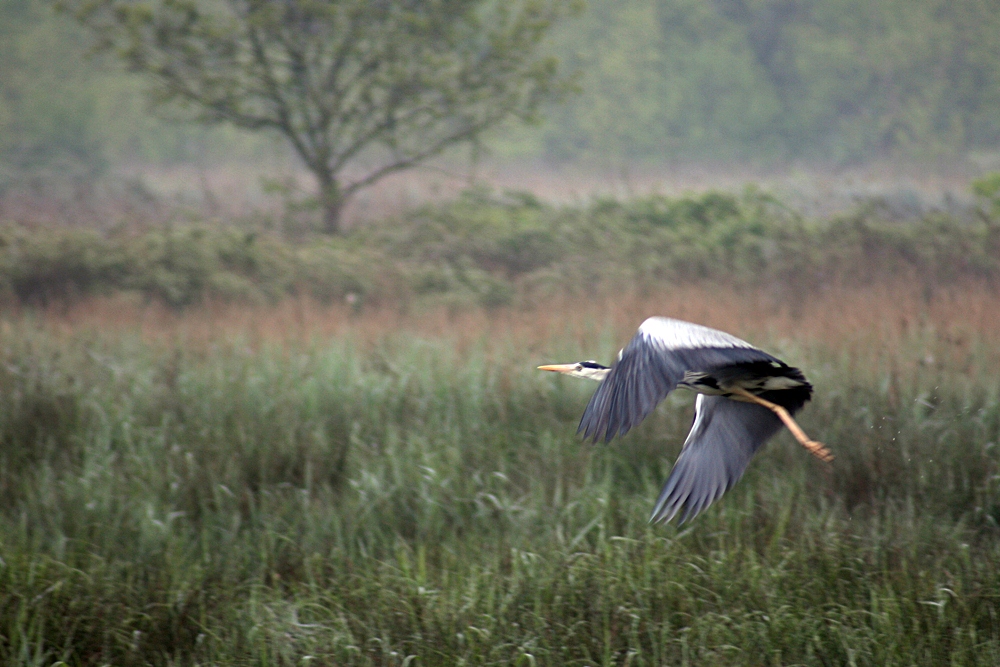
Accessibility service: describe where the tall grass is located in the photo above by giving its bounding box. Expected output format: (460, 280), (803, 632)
(1, 284), (999, 665)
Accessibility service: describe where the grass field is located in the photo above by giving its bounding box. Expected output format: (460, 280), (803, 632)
(2, 281), (1000, 665)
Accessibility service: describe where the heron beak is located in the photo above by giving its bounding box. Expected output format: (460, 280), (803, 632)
(537, 363), (578, 374)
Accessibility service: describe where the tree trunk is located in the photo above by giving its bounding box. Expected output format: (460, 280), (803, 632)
(317, 171), (345, 235)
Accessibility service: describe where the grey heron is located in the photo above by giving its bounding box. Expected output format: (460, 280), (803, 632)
(538, 317), (831, 524)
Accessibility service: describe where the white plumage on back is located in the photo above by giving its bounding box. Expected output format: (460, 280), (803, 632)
(637, 317), (756, 351)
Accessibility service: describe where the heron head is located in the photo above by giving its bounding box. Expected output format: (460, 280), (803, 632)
(537, 360), (611, 382)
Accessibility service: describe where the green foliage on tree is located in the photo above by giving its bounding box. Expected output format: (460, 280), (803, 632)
(60, 0), (576, 233)
(0, 0), (286, 186)
(4, 0), (1000, 181)
(0, 0), (105, 183)
(527, 0), (1000, 163)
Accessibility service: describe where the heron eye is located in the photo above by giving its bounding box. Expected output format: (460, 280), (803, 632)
(575, 364), (583, 371)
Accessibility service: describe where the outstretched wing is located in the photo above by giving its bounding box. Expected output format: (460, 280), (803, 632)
(650, 394), (782, 524)
(578, 317), (778, 442)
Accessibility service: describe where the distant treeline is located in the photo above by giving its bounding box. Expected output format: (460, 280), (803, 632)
(537, 0), (1000, 163)
(2, 0), (1000, 182)
(2, 177), (999, 309)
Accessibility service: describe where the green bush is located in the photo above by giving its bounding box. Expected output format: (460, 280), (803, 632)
(2, 183), (999, 309)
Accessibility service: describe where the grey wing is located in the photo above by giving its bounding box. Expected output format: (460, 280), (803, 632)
(649, 395), (782, 524)
(578, 322), (778, 442)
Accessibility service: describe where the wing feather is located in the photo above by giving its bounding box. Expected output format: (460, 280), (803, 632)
(578, 319), (778, 442)
(649, 395), (783, 524)
(637, 317), (758, 350)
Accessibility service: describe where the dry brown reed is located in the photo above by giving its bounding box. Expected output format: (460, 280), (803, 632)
(20, 279), (1000, 358)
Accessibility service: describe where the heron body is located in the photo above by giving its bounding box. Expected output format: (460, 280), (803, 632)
(538, 317), (831, 524)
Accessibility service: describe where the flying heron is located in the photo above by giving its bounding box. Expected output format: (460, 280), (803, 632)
(538, 317), (832, 524)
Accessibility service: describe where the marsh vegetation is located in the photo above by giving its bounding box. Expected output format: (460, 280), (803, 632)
(1, 280), (999, 665)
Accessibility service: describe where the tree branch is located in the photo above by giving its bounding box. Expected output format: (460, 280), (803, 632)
(64, 0), (575, 233)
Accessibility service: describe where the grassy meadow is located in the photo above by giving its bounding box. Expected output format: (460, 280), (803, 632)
(0, 281), (999, 665)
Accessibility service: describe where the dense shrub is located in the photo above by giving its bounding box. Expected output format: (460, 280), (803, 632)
(2, 180), (998, 308)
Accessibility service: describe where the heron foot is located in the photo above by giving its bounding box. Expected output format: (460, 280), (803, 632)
(727, 386), (834, 463)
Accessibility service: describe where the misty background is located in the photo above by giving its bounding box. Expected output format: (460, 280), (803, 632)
(4, 0), (1000, 217)
(5, 3), (1000, 663)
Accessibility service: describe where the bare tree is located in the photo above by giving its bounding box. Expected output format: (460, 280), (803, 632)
(63, 0), (576, 233)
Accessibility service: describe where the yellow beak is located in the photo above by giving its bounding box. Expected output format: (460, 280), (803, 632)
(537, 363), (578, 373)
